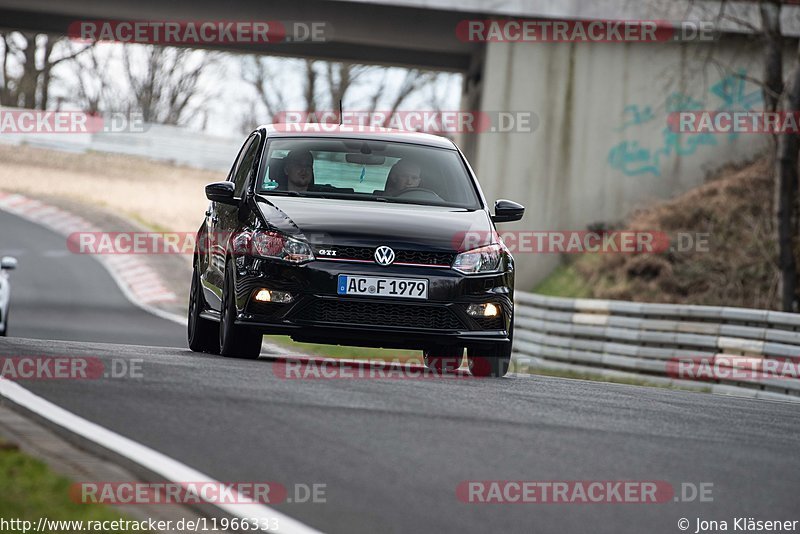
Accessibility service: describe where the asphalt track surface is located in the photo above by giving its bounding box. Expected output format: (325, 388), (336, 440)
(2, 210), (800, 533)
(0, 209), (184, 346)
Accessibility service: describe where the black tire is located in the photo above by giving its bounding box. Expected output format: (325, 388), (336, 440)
(468, 322), (513, 378)
(0, 310), (6, 337)
(467, 346), (511, 378)
(423, 346), (464, 374)
(188, 262), (220, 354)
(219, 261), (262, 359)
(467, 313), (514, 378)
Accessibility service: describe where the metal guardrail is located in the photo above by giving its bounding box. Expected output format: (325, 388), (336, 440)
(512, 291), (800, 403)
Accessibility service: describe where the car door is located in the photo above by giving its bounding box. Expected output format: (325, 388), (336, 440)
(204, 133), (260, 311)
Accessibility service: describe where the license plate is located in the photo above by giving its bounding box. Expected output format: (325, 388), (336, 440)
(337, 275), (428, 299)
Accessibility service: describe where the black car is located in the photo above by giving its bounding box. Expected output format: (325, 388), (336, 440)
(188, 125), (524, 377)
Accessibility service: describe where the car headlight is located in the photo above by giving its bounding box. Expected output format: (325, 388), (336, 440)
(453, 243), (503, 274)
(251, 230), (315, 264)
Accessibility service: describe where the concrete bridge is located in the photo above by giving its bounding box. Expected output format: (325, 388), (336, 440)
(1, 0), (794, 286)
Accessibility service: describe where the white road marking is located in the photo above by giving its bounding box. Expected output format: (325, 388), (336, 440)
(0, 377), (324, 534)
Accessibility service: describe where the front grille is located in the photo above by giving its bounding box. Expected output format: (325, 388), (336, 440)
(290, 299), (465, 330)
(319, 246), (372, 261)
(315, 246), (454, 266)
(396, 250), (455, 266)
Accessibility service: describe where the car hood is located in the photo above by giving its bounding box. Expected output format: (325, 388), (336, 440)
(254, 197), (493, 252)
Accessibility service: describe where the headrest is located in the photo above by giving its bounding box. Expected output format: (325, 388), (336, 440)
(268, 157), (287, 189)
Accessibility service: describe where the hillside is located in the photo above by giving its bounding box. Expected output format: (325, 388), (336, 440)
(535, 157), (784, 310)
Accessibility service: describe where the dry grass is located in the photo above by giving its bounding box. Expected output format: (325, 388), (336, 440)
(572, 156), (782, 309)
(0, 144), (223, 232)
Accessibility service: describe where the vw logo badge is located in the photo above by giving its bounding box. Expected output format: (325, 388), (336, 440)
(374, 246), (395, 266)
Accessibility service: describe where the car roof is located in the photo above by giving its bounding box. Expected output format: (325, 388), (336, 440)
(259, 124), (458, 150)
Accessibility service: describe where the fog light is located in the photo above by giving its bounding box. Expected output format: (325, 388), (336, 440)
(466, 303), (500, 317)
(254, 289), (294, 303)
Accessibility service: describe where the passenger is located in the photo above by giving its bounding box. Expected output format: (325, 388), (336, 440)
(383, 160), (422, 196)
(284, 149), (314, 192)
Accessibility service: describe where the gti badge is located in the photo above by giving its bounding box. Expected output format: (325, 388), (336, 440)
(374, 246), (395, 266)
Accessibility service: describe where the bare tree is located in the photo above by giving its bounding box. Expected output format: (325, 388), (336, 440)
(121, 45), (217, 126)
(240, 56), (288, 121)
(696, 0), (798, 310)
(749, 0), (800, 311)
(765, 1), (800, 312)
(71, 47), (121, 114)
(760, 0), (784, 113)
(325, 61), (372, 111)
(361, 68), (439, 128)
(238, 55), (446, 133)
(645, 0), (800, 311)
(0, 32), (91, 109)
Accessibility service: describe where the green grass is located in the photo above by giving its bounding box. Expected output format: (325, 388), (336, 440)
(265, 335), (423, 364)
(532, 263), (592, 298)
(0, 439), (140, 532)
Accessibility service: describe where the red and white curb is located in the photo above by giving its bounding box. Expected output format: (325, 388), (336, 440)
(0, 192), (293, 351)
(0, 192), (178, 307)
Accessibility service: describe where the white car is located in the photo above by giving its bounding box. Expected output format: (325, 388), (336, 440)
(0, 256), (17, 336)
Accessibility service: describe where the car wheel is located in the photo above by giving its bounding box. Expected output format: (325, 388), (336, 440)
(468, 347), (511, 378)
(467, 313), (514, 378)
(468, 322), (513, 378)
(187, 261), (220, 354)
(0, 311), (6, 336)
(423, 347), (463, 374)
(219, 261), (262, 359)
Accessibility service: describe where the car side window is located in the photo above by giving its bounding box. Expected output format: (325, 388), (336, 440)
(232, 135), (260, 199)
(227, 137), (251, 182)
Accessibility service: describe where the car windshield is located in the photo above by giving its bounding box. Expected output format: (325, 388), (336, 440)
(257, 138), (482, 209)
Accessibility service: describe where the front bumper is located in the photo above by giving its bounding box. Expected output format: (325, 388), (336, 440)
(231, 256), (513, 350)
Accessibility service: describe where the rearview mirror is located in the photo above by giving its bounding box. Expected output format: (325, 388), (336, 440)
(492, 199), (525, 223)
(205, 181), (237, 205)
(1, 256), (17, 270)
(346, 153), (386, 165)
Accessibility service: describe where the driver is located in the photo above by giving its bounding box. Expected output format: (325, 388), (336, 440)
(283, 149), (314, 192)
(383, 159), (422, 196)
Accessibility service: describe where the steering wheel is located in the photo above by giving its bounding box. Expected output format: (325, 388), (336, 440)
(392, 187), (444, 201)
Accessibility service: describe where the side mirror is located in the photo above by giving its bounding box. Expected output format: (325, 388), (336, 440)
(205, 181), (237, 206)
(1, 256), (17, 270)
(492, 199), (525, 223)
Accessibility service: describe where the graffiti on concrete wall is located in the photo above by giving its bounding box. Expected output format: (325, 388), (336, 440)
(607, 69), (762, 177)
